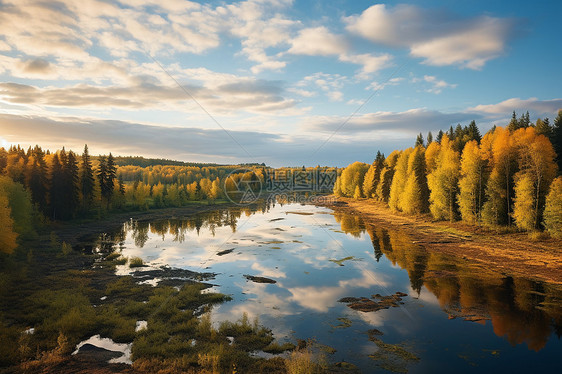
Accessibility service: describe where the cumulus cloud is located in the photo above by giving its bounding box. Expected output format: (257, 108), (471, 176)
(288, 26), (348, 56)
(345, 4), (515, 69)
(288, 26), (391, 75)
(20, 59), (52, 74)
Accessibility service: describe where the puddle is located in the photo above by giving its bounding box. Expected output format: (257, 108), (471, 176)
(72, 335), (132, 364)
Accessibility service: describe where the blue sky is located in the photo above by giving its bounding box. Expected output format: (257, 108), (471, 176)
(0, 0), (561, 167)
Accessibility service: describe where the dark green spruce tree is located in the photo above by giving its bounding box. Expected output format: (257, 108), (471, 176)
(80, 145), (96, 212)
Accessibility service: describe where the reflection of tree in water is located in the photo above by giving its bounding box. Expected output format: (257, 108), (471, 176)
(334, 209), (562, 352)
(132, 221), (149, 248)
(118, 202), (275, 249)
(333, 212), (365, 238)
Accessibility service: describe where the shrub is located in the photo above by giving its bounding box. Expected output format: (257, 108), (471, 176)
(129, 256), (144, 268)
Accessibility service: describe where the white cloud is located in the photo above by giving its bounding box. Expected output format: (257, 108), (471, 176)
(0, 40), (11, 51)
(411, 75), (457, 94)
(468, 97), (562, 116)
(295, 72), (348, 101)
(288, 26), (348, 56)
(288, 26), (391, 75)
(367, 77), (403, 91)
(287, 88), (316, 97)
(0, 74), (297, 114)
(345, 4), (515, 69)
(302, 108), (479, 135)
(327, 91), (344, 102)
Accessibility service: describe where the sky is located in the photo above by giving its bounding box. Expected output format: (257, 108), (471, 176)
(0, 0), (561, 167)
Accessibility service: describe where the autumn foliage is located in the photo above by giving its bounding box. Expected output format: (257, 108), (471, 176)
(335, 117), (561, 235)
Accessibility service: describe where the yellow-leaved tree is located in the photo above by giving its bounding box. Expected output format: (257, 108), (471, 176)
(339, 162), (370, 198)
(512, 127), (558, 230)
(376, 150), (400, 202)
(427, 136), (460, 221)
(481, 127), (517, 226)
(458, 140), (487, 223)
(389, 148), (413, 211)
(401, 146), (429, 215)
(543, 176), (562, 238)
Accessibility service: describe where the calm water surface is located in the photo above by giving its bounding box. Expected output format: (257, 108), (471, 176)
(105, 202), (562, 373)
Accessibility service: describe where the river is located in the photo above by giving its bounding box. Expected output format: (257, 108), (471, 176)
(103, 201), (562, 373)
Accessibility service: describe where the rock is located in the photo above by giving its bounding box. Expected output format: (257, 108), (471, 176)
(216, 248), (235, 256)
(244, 275), (276, 284)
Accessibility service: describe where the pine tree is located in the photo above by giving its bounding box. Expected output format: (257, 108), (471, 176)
(535, 118), (552, 137)
(64, 151), (80, 218)
(362, 151), (385, 198)
(415, 133), (424, 147)
(98, 154), (117, 208)
(466, 120), (481, 143)
(436, 130), (444, 144)
(508, 111), (520, 132)
(106, 153), (117, 198)
(49, 153), (65, 220)
(552, 110), (562, 172)
(97, 155), (108, 206)
(376, 151), (400, 202)
(80, 145), (95, 211)
(543, 176), (562, 238)
(25, 146), (48, 213)
(458, 141), (486, 223)
(427, 132), (433, 145)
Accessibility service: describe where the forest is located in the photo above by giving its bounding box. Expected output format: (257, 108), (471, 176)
(0, 145), (335, 255)
(333, 111), (562, 238)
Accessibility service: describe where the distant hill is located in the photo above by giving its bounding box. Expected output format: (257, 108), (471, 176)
(92, 155), (266, 168)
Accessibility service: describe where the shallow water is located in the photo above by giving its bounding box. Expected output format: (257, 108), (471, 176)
(104, 202), (562, 372)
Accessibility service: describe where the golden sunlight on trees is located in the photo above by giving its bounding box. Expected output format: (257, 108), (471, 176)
(427, 136), (460, 221)
(513, 174), (537, 231)
(389, 148), (413, 211)
(362, 151), (385, 198)
(481, 127), (517, 225)
(458, 140), (487, 223)
(402, 146), (429, 214)
(336, 116), (560, 236)
(337, 161), (370, 198)
(512, 128), (558, 230)
(543, 177), (562, 238)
